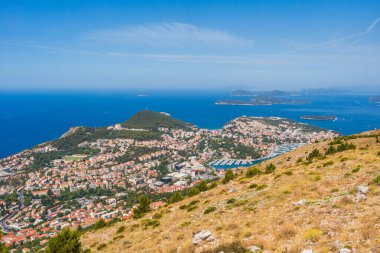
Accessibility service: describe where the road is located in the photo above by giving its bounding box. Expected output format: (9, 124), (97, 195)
(0, 189), (23, 233)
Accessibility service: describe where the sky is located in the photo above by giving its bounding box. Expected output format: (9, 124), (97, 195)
(1, 0), (380, 91)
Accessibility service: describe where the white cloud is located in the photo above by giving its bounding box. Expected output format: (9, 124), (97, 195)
(86, 22), (252, 48)
(366, 16), (380, 32)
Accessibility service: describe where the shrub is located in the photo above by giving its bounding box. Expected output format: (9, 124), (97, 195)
(296, 158), (303, 163)
(304, 228), (323, 242)
(277, 224), (297, 239)
(223, 170), (235, 184)
(307, 149), (322, 160)
(187, 187), (200, 197)
(283, 171), (293, 176)
(97, 243), (107, 250)
(256, 184), (267, 191)
(226, 198), (236, 204)
(201, 241), (246, 253)
(113, 235), (124, 240)
(116, 225), (125, 234)
(187, 205), (198, 212)
(196, 181), (208, 192)
(204, 206), (217, 214)
(46, 228), (81, 253)
(352, 166), (360, 173)
(264, 163), (276, 174)
(373, 175), (380, 185)
(208, 182), (218, 190)
(142, 219), (160, 228)
(153, 213), (162, 219)
(133, 195), (151, 219)
(249, 183), (258, 189)
(169, 191), (184, 204)
(323, 160), (334, 167)
(246, 167), (261, 178)
(94, 218), (107, 230)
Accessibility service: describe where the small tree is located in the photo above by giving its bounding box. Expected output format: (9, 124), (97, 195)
(169, 191), (183, 204)
(0, 231), (9, 253)
(133, 194), (151, 218)
(94, 218), (107, 229)
(246, 167), (261, 178)
(196, 181), (208, 192)
(264, 163), (276, 174)
(186, 187), (200, 197)
(45, 228), (81, 253)
(223, 170), (234, 184)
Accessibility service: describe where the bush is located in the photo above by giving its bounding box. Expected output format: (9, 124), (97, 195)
(222, 170), (235, 184)
(187, 187), (200, 197)
(304, 228), (323, 242)
(226, 198), (236, 204)
(169, 191), (184, 204)
(201, 241), (246, 253)
(116, 225), (125, 234)
(352, 166), (360, 173)
(208, 182), (218, 190)
(133, 195), (151, 218)
(97, 243), (107, 250)
(256, 184), (267, 191)
(196, 181), (208, 192)
(249, 183), (258, 189)
(142, 219), (160, 228)
(204, 206), (217, 214)
(46, 228), (81, 253)
(264, 163), (276, 174)
(94, 218), (107, 230)
(153, 213), (162, 219)
(307, 149), (322, 160)
(373, 175), (380, 185)
(246, 167), (261, 178)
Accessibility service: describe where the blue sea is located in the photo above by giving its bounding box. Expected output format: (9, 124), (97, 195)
(1, 91), (379, 159)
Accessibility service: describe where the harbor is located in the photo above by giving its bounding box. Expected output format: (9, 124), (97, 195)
(210, 143), (305, 170)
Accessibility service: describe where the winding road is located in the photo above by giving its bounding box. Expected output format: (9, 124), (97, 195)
(0, 190), (23, 233)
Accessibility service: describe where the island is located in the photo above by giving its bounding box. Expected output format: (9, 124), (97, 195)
(301, 115), (337, 121)
(369, 95), (380, 103)
(216, 96), (309, 106)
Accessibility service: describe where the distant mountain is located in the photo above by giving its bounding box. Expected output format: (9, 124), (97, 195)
(121, 110), (193, 130)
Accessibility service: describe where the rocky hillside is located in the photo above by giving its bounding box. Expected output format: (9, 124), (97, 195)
(81, 130), (380, 253)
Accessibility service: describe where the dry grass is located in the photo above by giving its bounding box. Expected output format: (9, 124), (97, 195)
(81, 130), (380, 253)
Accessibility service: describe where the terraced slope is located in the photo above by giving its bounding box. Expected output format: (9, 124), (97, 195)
(81, 130), (380, 253)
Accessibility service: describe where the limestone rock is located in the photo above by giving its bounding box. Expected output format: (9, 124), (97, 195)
(248, 245), (261, 252)
(192, 230), (214, 245)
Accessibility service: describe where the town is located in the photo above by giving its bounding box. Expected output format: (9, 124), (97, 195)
(0, 111), (337, 251)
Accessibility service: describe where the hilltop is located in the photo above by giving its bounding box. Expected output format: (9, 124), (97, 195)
(81, 130), (380, 253)
(121, 110), (193, 130)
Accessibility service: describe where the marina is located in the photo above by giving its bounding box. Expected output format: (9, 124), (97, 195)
(210, 143), (306, 170)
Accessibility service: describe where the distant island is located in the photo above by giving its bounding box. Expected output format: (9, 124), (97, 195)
(216, 96), (309, 106)
(369, 95), (380, 103)
(301, 115), (337, 121)
(231, 88), (350, 97)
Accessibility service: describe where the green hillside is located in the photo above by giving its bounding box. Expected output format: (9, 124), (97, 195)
(122, 110), (193, 130)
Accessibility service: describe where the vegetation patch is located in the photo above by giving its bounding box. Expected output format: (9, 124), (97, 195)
(304, 228), (323, 242)
(204, 206), (217, 214)
(201, 241), (247, 253)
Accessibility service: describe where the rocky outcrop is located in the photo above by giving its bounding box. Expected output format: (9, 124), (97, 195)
(192, 230), (216, 245)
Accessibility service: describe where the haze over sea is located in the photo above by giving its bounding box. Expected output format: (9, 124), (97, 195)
(1, 91), (379, 159)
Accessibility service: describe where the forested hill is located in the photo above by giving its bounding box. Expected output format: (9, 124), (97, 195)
(121, 110), (193, 130)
